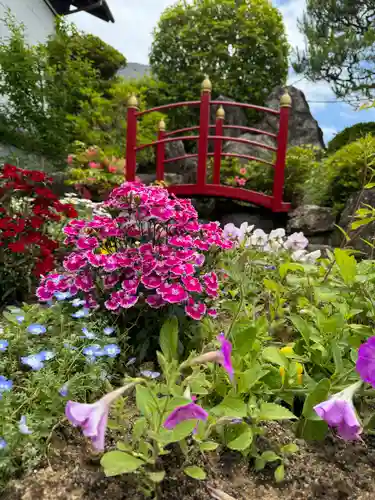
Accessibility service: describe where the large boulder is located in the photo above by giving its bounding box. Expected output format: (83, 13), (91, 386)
(223, 132), (276, 164)
(256, 85), (325, 149)
(164, 140), (197, 179)
(334, 188), (375, 255)
(210, 95), (248, 139)
(287, 205), (335, 235)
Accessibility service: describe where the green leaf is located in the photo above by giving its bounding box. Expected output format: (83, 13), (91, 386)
(136, 385), (156, 417)
(158, 419), (197, 444)
(279, 262), (304, 279)
(255, 458), (266, 471)
(290, 315), (312, 345)
(116, 441), (132, 452)
(334, 248), (357, 285)
(211, 395), (248, 418)
(238, 365), (269, 393)
(331, 340), (344, 375)
(232, 324), (257, 355)
(262, 347), (288, 367)
(274, 464), (285, 483)
(351, 217), (375, 230)
(147, 471), (166, 483)
(132, 417), (147, 441)
(334, 224), (351, 243)
(184, 466), (207, 480)
(258, 403), (296, 421)
(101, 451), (145, 477)
(159, 316), (178, 361)
(297, 418), (328, 441)
(302, 378), (330, 419)
(199, 441), (219, 452)
(227, 427), (253, 451)
(280, 443), (299, 454)
(261, 450), (280, 462)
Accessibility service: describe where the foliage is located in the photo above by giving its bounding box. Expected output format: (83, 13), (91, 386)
(305, 135), (375, 213)
(327, 122), (375, 153)
(65, 143), (125, 201)
(209, 146), (319, 205)
(69, 77), (165, 163)
(0, 303), (115, 487)
(150, 0), (289, 128)
(0, 164), (77, 306)
(293, 0), (375, 102)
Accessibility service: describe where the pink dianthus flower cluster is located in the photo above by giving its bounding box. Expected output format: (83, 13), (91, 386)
(37, 183), (232, 320)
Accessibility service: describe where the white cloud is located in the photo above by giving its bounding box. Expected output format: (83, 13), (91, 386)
(72, 0), (173, 63)
(277, 0), (306, 51)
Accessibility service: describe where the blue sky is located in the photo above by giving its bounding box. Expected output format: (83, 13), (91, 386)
(73, 0), (375, 146)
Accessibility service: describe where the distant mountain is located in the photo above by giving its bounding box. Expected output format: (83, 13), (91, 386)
(118, 62), (150, 79)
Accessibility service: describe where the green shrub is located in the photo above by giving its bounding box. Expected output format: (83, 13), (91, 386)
(327, 122), (375, 153)
(306, 135), (375, 214)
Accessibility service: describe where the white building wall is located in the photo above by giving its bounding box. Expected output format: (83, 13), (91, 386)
(0, 0), (56, 45)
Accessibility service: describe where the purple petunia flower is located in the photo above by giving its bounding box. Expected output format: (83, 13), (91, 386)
(0, 340), (8, 352)
(356, 337), (375, 387)
(19, 416), (32, 435)
(217, 334), (234, 380)
(164, 399), (208, 429)
(27, 324), (46, 335)
(65, 385), (129, 451)
(314, 381), (362, 441)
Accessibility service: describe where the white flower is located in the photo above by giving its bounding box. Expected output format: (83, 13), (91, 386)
(284, 232), (309, 251)
(238, 222), (254, 243)
(249, 228), (268, 247)
(264, 239), (283, 252)
(304, 249), (321, 263)
(291, 249), (307, 261)
(269, 228), (285, 240)
(223, 223), (241, 241)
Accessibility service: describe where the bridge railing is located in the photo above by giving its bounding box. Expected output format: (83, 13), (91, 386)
(125, 77), (292, 212)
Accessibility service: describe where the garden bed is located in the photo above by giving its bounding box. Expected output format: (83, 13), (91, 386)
(4, 422), (375, 500)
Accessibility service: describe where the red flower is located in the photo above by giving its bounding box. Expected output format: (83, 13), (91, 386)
(34, 254), (54, 276)
(9, 219), (26, 233)
(30, 216), (44, 229)
(34, 187), (57, 200)
(8, 240), (26, 253)
(63, 204), (78, 218)
(23, 170), (46, 182)
(0, 217), (11, 229)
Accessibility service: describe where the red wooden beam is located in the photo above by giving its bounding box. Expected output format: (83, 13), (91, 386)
(197, 81), (211, 187)
(126, 95), (138, 181)
(156, 120), (166, 181)
(208, 135), (277, 152)
(210, 100), (280, 116)
(272, 92), (291, 211)
(164, 126), (200, 138)
(168, 184), (291, 212)
(213, 106), (224, 184)
(135, 135), (199, 152)
(136, 101), (200, 118)
(223, 125), (277, 139)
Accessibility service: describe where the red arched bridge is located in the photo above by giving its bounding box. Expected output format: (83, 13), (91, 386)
(125, 77), (292, 212)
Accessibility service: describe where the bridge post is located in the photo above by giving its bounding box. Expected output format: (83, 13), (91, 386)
(213, 106), (225, 184)
(272, 90), (291, 210)
(156, 119), (166, 182)
(126, 94), (138, 181)
(197, 76), (212, 187)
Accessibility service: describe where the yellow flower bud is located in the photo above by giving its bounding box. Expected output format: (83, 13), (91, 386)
(296, 362), (303, 374)
(279, 366), (286, 378)
(280, 345), (294, 355)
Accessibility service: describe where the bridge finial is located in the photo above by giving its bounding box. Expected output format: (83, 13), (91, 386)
(280, 88), (292, 107)
(202, 75), (212, 93)
(158, 119), (166, 131)
(127, 93), (139, 108)
(216, 105), (225, 120)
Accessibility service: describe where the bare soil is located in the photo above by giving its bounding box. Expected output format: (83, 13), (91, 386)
(2, 422), (375, 500)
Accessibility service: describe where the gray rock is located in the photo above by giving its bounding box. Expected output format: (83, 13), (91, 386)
(255, 86), (325, 149)
(223, 132), (276, 164)
(164, 140), (197, 179)
(210, 95), (248, 139)
(287, 205), (335, 235)
(334, 188), (375, 255)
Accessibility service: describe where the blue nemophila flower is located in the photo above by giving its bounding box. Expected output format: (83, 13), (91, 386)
(0, 376), (13, 392)
(19, 416), (32, 435)
(63, 343), (77, 351)
(264, 265), (276, 271)
(39, 350), (55, 361)
(71, 298), (86, 307)
(126, 357), (136, 366)
(103, 327), (115, 336)
(54, 291), (71, 301)
(59, 383), (69, 397)
(21, 354), (44, 370)
(27, 324), (47, 335)
(0, 340), (8, 352)
(140, 370), (160, 379)
(81, 327), (96, 340)
(16, 315), (25, 324)
(83, 345), (101, 358)
(103, 344), (120, 358)
(72, 308), (90, 319)
(0, 438), (7, 449)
